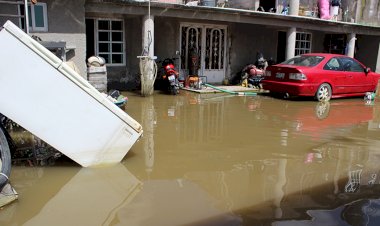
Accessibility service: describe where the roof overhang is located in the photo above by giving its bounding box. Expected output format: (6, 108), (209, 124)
(85, 0), (380, 36)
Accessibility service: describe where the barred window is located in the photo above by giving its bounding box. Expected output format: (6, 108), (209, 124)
(295, 32), (312, 56)
(96, 19), (125, 65)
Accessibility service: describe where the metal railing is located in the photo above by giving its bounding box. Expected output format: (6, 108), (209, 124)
(0, 0), (29, 33)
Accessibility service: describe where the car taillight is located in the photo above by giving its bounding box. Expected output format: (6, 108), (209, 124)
(289, 73), (307, 80)
(265, 71), (271, 77)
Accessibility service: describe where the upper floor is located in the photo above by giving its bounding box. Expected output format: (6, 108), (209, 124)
(1, 0), (379, 35)
(150, 0), (380, 26)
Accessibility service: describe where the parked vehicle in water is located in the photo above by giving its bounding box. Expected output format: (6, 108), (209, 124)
(261, 53), (380, 101)
(160, 58), (180, 95)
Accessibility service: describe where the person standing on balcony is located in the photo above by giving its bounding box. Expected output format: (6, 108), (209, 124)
(330, 0), (341, 21)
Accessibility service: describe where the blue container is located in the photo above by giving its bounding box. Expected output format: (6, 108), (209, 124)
(201, 0), (216, 7)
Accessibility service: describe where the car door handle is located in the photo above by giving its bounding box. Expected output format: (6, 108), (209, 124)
(347, 75), (353, 78)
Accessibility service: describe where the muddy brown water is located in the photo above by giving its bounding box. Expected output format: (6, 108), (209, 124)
(3, 91), (380, 226)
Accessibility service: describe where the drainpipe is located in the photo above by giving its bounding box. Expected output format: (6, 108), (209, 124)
(24, 0), (29, 34)
(286, 27), (296, 60)
(346, 33), (356, 58)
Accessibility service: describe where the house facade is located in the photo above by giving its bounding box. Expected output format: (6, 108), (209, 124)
(1, 0), (380, 90)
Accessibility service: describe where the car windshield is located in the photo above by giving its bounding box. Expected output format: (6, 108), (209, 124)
(280, 55), (324, 67)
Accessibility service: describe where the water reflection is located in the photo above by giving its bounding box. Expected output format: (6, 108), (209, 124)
(140, 96), (156, 177)
(125, 93), (380, 225)
(5, 93), (380, 226)
(2, 164), (141, 226)
(260, 99), (374, 140)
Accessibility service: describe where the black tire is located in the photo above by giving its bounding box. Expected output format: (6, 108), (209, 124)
(315, 83), (332, 102)
(0, 125), (11, 191)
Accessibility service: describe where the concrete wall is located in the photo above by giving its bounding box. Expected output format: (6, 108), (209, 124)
(355, 35), (380, 72)
(1, 0), (87, 77)
(228, 23), (278, 81)
(155, 18), (180, 61)
(107, 16), (182, 91)
(107, 17), (143, 90)
(0, 3), (19, 26)
(35, 0), (87, 77)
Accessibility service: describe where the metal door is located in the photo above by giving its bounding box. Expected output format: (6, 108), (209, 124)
(180, 23), (227, 84)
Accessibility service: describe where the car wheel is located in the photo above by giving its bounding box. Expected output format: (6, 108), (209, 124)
(315, 83), (332, 102)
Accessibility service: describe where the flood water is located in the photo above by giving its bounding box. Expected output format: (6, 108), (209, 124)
(3, 91), (380, 226)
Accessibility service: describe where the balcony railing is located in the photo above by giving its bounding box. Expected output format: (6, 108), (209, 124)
(147, 0), (380, 27)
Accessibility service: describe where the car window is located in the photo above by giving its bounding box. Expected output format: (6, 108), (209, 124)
(323, 57), (341, 71)
(281, 55), (324, 67)
(339, 57), (365, 72)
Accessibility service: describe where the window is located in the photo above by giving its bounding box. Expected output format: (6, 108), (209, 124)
(19, 3), (48, 32)
(282, 55), (324, 67)
(295, 32), (312, 56)
(323, 57), (341, 71)
(339, 57), (365, 72)
(96, 19), (125, 65)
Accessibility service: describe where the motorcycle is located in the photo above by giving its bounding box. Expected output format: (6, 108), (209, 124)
(241, 52), (273, 89)
(160, 58), (180, 95)
(241, 64), (265, 88)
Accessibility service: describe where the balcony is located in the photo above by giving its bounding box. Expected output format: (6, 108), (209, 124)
(145, 0), (380, 27)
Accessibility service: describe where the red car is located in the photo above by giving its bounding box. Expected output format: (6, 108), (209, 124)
(261, 53), (380, 101)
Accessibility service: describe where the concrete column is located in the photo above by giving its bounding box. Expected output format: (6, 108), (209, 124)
(289, 0), (300, 16)
(346, 33), (356, 58)
(376, 42), (380, 97)
(355, 0), (361, 23)
(254, 0), (260, 11)
(376, 41), (380, 73)
(286, 27), (296, 60)
(140, 14), (155, 96)
(142, 15), (154, 58)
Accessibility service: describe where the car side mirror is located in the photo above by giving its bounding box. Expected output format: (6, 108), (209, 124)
(366, 67), (371, 73)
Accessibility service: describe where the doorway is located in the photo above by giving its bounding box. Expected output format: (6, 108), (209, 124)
(277, 31), (286, 63)
(324, 34), (347, 55)
(179, 23), (227, 84)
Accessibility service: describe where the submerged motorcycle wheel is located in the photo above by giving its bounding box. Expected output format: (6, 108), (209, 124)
(170, 86), (179, 95)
